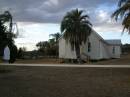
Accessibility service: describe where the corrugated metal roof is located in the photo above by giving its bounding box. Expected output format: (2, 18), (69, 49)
(105, 39), (122, 45)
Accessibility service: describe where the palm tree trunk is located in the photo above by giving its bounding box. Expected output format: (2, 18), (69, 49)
(75, 44), (81, 63)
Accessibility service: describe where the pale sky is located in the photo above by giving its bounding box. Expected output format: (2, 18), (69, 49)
(1, 0), (130, 51)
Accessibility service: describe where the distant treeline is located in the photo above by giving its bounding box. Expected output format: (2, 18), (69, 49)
(122, 44), (130, 53)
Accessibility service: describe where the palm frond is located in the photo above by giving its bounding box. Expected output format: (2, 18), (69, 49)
(118, 0), (128, 7)
(112, 3), (130, 20)
(61, 8), (92, 51)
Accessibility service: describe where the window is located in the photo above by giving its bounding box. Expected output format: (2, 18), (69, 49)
(112, 46), (115, 54)
(88, 42), (91, 52)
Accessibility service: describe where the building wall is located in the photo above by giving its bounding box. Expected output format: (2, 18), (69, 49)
(59, 31), (101, 60)
(59, 38), (77, 59)
(99, 41), (111, 59)
(108, 45), (121, 58)
(81, 31), (101, 60)
(99, 43), (121, 59)
(59, 31), (121, 60)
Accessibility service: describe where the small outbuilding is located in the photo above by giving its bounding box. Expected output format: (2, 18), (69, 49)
(59, 30), (122, 60)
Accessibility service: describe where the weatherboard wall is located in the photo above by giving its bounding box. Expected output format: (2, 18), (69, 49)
(59, 30), (121, 60)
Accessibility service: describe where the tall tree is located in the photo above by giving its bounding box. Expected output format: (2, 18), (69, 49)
(0, 11), (18, 61)
(0, 11), (13, 33)
(0, 11), (15, 43)
(36, 41), (50, 50)
(36, 41), (50, 55)
(0, 20), (7, 56)
(49, 32), (61, 42)
(61, 9), (92, 62)
(49, 32), (61, 57)
(112, 0), (130, 32)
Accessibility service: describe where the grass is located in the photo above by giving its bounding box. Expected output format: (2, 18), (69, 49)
(0, 65), (130, 97)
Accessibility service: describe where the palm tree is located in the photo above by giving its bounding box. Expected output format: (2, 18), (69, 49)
(49, 32), (61, 42)
(61, 9), (92, 62)
(112, 0), (130, 32)
(0, 11), (13, 33)
(36, 41), (50, 50)
(49, 32), (61, 57)
(0, 20), (7, 56)
(0, 11), (18, 61)
(0, 11), (14, 44)
(0, 11), (14, 56)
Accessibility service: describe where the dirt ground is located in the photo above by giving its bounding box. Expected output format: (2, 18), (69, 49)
(16, 58), (61, 64)
(0, 65), (130, 97)
(94, 54), (130, 65)
(14, 54), (130, 65)
(0, 54), (130, 64)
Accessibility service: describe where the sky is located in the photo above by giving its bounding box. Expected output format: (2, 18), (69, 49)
(1, 0), (130, 51)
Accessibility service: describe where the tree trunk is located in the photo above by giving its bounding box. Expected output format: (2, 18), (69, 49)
(9, 14), (13, 33)
(75, 44), (81, 63)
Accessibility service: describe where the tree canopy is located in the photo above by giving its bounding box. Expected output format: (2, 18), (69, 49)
(61, 9), (92, 61)
(0, 11), (17, 57)
(112, 0), (130, 32)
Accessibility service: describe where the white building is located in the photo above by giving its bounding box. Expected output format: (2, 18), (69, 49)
(59, 30), (122, 60)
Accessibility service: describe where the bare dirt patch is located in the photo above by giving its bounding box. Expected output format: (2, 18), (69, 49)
(0, 65), (130, 97)
(1, 54), (130, 65)
(16, 58), (61, 64)
(15, 54), (130, 65)
(94, 54), (130, 65)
